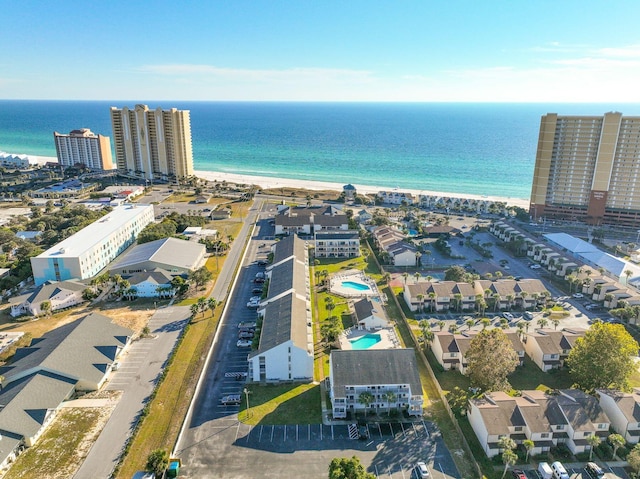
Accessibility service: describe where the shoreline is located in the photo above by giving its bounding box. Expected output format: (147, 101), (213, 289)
(194, 169), (530, 208)
(3, 152), (529, 208)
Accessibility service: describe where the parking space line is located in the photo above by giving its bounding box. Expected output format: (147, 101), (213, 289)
(377, 423), (382, 438)
(284, 425), (287, 441)
(234, 421), (241, 442)
(389, 423), (394, 436)
(375, 465), (380, 478)
(245, 425), (252, 443)
(400, 422), (406, 437)
(270, 425), (274, 442)
(422, 419), (428, 435)
(411, 422), (418, 436)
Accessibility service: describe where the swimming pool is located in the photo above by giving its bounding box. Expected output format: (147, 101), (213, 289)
(350, 333), (381, 350)
(341, 280), (372, 292)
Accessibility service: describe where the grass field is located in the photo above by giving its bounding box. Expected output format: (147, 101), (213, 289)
(238, 383), (321, 425)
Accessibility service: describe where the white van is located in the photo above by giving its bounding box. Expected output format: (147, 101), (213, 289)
(538, 462), (553, 479)
(551, 461), (569, 479)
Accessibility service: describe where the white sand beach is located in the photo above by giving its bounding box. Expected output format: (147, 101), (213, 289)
(4, 152), (528, 208)
(194, 169), (530, 208)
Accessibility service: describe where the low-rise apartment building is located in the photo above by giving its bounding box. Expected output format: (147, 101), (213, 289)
(329, 349), (423, 419)
(468, 389), (610, 458)
(524, 328), (585, 372)
(314, 230), (360, 258)
(598, 389), (640, 444)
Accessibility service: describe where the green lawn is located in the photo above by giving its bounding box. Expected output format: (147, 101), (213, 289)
(239, 383), (321, 425)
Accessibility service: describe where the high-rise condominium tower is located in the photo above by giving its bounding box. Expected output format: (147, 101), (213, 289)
(530, 112), (640, 227)
(110, 104), (194, 180)
(54, 128), (114, 170)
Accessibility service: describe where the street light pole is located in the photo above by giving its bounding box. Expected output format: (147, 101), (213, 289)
(243, 388), (251, 418)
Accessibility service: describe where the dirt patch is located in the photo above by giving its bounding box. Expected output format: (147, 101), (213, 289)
(261, 186), (342, 201)
(2, 399), (119, 479)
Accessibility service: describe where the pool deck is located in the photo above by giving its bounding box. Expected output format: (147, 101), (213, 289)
(339, 327), (400, 350)
(329, 270), (379, 298)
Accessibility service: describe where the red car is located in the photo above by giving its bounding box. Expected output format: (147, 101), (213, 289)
(511, 471), (526, 479)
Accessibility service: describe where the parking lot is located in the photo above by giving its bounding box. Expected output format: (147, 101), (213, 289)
(510, 465), (629, 479)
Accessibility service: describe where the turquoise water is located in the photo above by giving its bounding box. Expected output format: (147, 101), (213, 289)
(350, 334), (381, 350)
(341, 280), (371, 291)
(2, 101), (640, 199)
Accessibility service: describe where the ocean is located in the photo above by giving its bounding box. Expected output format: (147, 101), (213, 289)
(2, 101), (639, 200)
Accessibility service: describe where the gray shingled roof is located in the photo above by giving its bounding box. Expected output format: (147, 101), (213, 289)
(599, 389), (640, 423)
(267, 257), (306, 300)
(314, 230), (359, 240)
(25, 280), (86, 305)
(251, 293), (308, 356)
(330, 349), (422, 397)
(272, 234), (306, 265)
(353, 298), (374, 322)
(127, 269), (174, 286)
(0, 371), (76, 443)
(109, 237), (204, 272)
(0, 312), (132, 387)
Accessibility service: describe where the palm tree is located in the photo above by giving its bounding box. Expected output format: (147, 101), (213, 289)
(537, 317), (548, 329)
(587, 434), (601, 461)
(609, 433), (625, 459)
(465, 318), (475, 331)
(382, 390), (397, 414)
(625, 269), (634, 285)
(493, 293), (502, 312)
(453, 293), (463, 312)
(358, 391), (375, 414)
(498, 437), (517, 479)
(551, 317), (561, 330)
(523, 439), (535, 462)
(416, 294), (424, 313)
(190, 303), (199, 319)
(437, 320), (446, 332)
(197, 296), (207, 316)
(520, 291), (529, 310)
(428, 292), (437, 312)
(506, 294), (515, 311)
(40, 300), (52, 318)
(414, 272), (421, 283)
(481, 317), (491, 330)
(207, 298), (219, 317)
(402, 272), (409, 285)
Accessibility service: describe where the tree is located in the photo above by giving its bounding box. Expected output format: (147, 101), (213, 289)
(207, 298), (219, 317)
(587, 434), (601, 461)
(382, 390), (397, 414)
(523, 439), (535, 462)
(189, 266), (213, 290)
(444, 265), (466, 282)
(566, 322), (639, 392)
(146, 449), (170, 477)
(446, 386), (469, 416)
(190, 303), (200, 319)
(40, 300), (51, 317)
(628, 443), (640, 477)
(328, 456), (375, 479)
(357, 391), (375, 413)
(466, 329), (519, 392)
(498, 436), (518, 479)
(609, 433), (626, 459)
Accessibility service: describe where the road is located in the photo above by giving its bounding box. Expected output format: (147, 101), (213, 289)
(74, 305), (189, 479)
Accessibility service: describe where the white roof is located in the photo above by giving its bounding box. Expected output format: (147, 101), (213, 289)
(183, 227), (202, 234)
(36, 204), (154, 259)
(544, 233), (600, 254)
(546, 232), (640, 282)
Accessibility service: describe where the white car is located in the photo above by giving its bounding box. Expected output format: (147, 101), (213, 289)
(246, 299), (261, 308)
(416, 462), (429, 478)
(529, 264), (541, 269)
(572, 292), (584, 299)
(237, 339), (252, 348)
(502, 312), (514, 321)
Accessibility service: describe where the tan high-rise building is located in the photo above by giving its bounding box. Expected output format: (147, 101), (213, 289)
(110, 104), (194, 180)
(530, 112), (640, 227)
(54, 128), (114, 170)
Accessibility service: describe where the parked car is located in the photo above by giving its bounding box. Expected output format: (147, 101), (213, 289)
(502, 312), (515, 321)
(254, 277), (265, 284)
(511, 470), (526, 479)
(585, 462), (604, 478)
(255, 272), (265, 280)
(237, 340), (252, 348)
(572, 292), (584, 299)
(252, 287), (263, 294)
(415, 462), (429, 478)
(220, 394), (241, 405)
(238, 331), (254, 339)
(257, 259), (268, 266)
(238, 321), (257, 329)
(246, 301), (260, 309)
(523, 311), (534, 320)
(529, 264), (541, 269)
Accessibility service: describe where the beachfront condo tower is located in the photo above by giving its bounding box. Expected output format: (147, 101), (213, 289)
(110, 104), (194, 181)
(530, 112), (640, 227)
(53, 128), (114, 171)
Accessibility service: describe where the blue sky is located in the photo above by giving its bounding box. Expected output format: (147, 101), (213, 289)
(3, 1), (640, 101)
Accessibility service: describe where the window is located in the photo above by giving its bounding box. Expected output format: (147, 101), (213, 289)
(541, 433), (550, 438)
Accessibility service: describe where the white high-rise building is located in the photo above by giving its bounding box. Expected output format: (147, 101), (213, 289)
(53, 128), (114, 170)
(110, 104), (194, 180)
